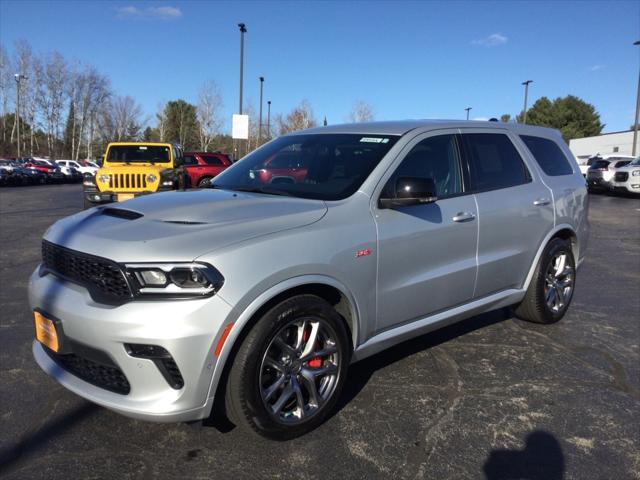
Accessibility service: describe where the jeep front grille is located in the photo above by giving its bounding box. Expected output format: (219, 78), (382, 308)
(108, 173), (148, 191)
(41, 240), (133, 304)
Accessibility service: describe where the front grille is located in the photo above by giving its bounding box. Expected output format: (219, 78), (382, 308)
(45, 348), (131, 394)
(108, 173), (147, 191)
(615, 172), (629, 182)
(42, 240), (132, 303)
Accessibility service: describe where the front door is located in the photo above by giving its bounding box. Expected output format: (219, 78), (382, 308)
(374, 132), (478, 332)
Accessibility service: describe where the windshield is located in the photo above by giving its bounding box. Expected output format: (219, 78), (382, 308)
(212, 134), (400, 200)
(106, 145), (171, 164)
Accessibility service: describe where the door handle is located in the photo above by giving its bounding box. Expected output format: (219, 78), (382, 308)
(452, 212), (476, 222)
(533, 198), (551, 206)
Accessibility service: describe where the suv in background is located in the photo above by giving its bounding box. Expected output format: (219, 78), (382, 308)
(56, 160), (99, 176)
(29, 120), (587, 439)
(586, 155), (635, 192)
(183, 152), (232, 187)
(83, 142), (188, 208)
(611, 157), (640, 195)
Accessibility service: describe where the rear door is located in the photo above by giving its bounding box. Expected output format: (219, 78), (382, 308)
(460, 130), (554, 297)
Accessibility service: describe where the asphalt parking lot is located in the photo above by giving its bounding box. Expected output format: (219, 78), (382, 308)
(0, 184), (638, 480)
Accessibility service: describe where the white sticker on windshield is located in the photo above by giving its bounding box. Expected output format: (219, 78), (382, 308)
(360, 137), (386, 143)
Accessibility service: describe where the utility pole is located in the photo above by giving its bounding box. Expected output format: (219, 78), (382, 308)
(465, 107), (472, 120)
(632, 41), (640, 157)
(522, 80), (533, 124)
(238, 23), (246, 115)
(14, 74), (27, 158)
(258, 76), (264, 144)
(267, 100), (271, 140)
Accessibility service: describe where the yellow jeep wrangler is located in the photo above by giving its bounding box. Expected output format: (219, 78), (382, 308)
(83, 142), (188, 209)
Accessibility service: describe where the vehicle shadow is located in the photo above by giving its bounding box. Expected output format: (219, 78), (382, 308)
(332, 307), (512, 416)
(0, 402), (99, 475)
(483, 430), (564, 480)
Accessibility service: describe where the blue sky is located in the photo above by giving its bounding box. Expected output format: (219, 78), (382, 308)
(1, 0), (638, 133)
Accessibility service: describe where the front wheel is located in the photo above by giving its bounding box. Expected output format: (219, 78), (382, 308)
(224, 295), (350, 439)
(515, 238), (576, 324)
(197, 177), (212, 188)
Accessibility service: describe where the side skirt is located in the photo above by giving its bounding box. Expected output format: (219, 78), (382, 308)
(351, 289), (524, 362)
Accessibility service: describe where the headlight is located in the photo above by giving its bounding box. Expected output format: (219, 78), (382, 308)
(147, 174), (157, 183)
(125, 263), (224, 297)
(632, 170), (640, 177)
(98, 174), (110, 183)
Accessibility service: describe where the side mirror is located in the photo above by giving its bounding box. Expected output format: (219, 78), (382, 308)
(379, 176), (437, 209)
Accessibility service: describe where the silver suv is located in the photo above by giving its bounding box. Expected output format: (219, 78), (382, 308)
(29, 120), (588, 439)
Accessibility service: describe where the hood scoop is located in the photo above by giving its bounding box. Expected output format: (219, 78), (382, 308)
(101, 208), (144, 220)
(162, 220), (208, 225)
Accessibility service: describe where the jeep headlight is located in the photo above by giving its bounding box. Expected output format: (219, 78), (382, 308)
(125, 263), (224, 297)
(98, 174), (110, 183)
(147, 174), (157, 183)
(632, 170), (640, 177)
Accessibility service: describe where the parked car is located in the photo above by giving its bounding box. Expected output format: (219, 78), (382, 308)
(586, 155), (635, 192)
(29, 120), (588, 439)
(16, 166), (47, 185)
(24, 159), (66, 183)
(249, 150), (310, 185)
(55, 163), (83, 183)
(56, 159), (99, 176)
(183, 152), (233, 187)
(0, 168), (8, 186)
(610, 157), (640, 195)
(83, 142), (188, 209)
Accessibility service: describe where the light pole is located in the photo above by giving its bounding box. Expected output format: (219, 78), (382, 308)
(267, 100), (271, 140)
(238, 23), (246, 115)
(14, 73), (27, 157)
(258, 76), (264, 144)
(522, 80), (533, 124)
(632, 40), (640, 157)
(465, 107), (472, 120)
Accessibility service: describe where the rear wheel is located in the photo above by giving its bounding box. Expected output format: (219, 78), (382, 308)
(515, 238), (576, 324)
(224, 295), (350, 439)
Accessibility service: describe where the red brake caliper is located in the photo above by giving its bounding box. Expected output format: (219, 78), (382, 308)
(303, 326), (323, 368)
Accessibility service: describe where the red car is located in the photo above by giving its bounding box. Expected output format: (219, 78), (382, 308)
(252, 150), (309, 184)
(183, 152), (232, 187)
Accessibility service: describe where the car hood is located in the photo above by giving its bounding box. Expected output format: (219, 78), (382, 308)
(44, 189), (327, 262)
(615, 163), (640, 172)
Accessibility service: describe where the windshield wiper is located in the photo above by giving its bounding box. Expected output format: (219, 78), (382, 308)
(228, 186), (293, 197)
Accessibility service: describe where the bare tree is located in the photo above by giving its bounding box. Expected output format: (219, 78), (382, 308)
(99, 95), (143, 142)
(74, 66), (109, 159)
(0, 45), (13, 147)
(35, 51), (68, 158)
(155, 101), (168, 142)
(276, 99), (317, 135)
(196, 81), (223, 152)
(348, 100), (375, 123)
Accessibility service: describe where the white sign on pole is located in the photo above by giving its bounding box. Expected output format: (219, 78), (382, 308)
(232, 114), (249, 140)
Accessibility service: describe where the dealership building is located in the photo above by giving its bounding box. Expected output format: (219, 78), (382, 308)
(569, 130), (637, 160)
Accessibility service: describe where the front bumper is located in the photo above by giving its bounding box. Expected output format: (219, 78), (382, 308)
(28, 268), (233, 422)
(611, 180), (640, 194)
(83, 189), (157, 205)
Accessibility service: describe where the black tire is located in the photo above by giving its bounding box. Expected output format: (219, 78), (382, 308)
(224, 294), (350, 439)
(197, 177), (212, 188)
(514, 238), (576, 324)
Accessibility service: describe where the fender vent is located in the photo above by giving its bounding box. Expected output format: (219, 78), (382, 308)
(101, 208), (143, 220)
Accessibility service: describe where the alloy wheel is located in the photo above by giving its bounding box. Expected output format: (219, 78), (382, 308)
(544, 252), (574, 313)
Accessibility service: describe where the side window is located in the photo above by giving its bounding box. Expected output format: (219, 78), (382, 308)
(183, 155), (197, 165)
(202, 156), (223, 166)
(385, 134), (463, 198)
(520, 135), (573, 176)
(463, 133), (531, 191)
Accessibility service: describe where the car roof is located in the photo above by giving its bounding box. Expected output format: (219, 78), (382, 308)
(298, 119), (561, 137)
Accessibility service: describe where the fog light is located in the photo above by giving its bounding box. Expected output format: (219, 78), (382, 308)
(92, 195), (101, 201)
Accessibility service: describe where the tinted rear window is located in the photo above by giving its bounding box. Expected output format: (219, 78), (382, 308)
(591, 160), (609, 169)
(202, 156), (224, 166)
(463, 133), (531, 191)
(520, 135), (573, 176)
